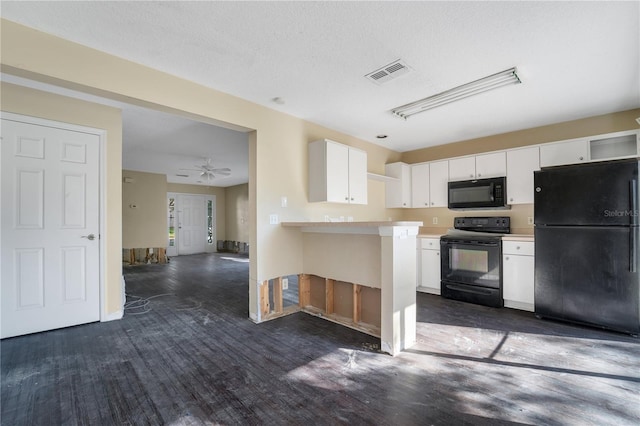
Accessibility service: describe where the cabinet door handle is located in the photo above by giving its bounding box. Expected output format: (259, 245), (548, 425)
(579, 156), (584, 161)
(505, 256), (509, 260)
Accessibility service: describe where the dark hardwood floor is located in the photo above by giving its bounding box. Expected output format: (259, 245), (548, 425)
(2, 253), (639, 425)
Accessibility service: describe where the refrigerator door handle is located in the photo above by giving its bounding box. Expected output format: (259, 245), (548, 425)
(631, 179), (638, 227)
(631, 230), (638, 273)
(631, 179), (638, 273)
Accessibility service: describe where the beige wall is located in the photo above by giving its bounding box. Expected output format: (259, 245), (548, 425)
(1, 19), (397, 322)
(167, 182), (226, 242)
(225, 184), (249, 243)
(0, 82), (123, 315)
(122, 170), (167, 248)
(122, 172), (228, 247)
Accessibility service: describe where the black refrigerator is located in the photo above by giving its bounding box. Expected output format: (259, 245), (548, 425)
(534, 158), (639, 335)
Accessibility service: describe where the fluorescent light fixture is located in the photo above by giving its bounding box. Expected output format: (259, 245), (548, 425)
(391, 67), (521, 119)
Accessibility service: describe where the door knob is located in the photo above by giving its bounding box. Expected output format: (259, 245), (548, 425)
(81, 234), (96, 241)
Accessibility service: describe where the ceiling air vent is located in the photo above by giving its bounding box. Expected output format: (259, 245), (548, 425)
(365, 59), (412, 85)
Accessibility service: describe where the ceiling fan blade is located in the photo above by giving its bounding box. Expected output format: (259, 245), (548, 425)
(211, 168), (231, 176)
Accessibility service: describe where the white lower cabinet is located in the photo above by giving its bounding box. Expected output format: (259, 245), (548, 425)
(502, 240), (534, 311)
(418, 238), (441, 294)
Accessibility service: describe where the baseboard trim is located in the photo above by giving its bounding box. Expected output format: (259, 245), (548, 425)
(102, 310), (124, 322)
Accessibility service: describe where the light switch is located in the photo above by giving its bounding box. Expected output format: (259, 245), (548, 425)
(281, 196), (288, 208)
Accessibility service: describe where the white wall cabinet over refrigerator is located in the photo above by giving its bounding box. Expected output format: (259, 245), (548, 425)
(417, 237), (441, 295)
(540, 130), (639, 167)
(502, 240), (534, 311)
(309, 139), (367, 204)
(385, 162), (411, 208)
(539, 138), (588, 167)
(506, 146), (540, 204)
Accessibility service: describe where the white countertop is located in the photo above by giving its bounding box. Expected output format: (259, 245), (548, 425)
(281, 221), (423, 236)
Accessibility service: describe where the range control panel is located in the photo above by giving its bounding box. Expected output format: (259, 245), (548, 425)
(453, 216), (510, 233)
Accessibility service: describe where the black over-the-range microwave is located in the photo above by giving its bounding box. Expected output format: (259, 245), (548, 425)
(447, 176), (510, 210)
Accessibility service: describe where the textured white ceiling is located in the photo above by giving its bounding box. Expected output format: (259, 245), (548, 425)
(2, 1), (639, 157)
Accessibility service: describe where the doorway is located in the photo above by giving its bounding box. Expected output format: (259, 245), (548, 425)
(167, 193), (216, 257)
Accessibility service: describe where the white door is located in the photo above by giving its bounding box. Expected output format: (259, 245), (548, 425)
(177, 194), (205, 255)
(1, 118), (100, 338)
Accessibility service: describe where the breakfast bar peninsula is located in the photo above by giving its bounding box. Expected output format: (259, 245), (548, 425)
(281, 221), (422, 355)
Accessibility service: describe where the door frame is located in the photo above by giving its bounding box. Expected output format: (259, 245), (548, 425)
(0, 112), (109, 322)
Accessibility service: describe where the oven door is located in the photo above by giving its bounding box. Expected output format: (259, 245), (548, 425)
(440, 237), (502, 288)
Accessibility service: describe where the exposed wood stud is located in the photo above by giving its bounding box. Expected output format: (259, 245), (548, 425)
(325, 278), (335, 315)
(353, 284), (362, 324)
(274, 277), (283, 314)
(298, 274), (311, 307)
(260, 280), (270, 316)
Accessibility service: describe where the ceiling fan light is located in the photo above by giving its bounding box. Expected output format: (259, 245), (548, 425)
(391, 67), (521, 119)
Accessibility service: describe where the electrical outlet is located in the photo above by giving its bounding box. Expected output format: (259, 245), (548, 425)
(527, 216), (534, 225)
(269, 214), (279, 225)
(282, 278), (289, 290)
(432, 217), (438, 225)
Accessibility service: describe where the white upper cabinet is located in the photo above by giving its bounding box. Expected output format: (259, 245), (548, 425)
(449, 152), (506, 181)
(539, 138), (588, 167)
(448, 156), (476, 181)
(385, 162), (411, 208)
(429, 160), (449, 207)
(588, 131), (639, 161)
(309, 139), (367, 204)
(476, 151), (506, 178)
(348, 146), (368, 204)
(540, 130), (639, 167)
(506, 146), (540, 204)
(410, 163), (430, 208)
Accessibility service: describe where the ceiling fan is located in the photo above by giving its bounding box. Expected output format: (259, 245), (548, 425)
(179, 158), (231, 181)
